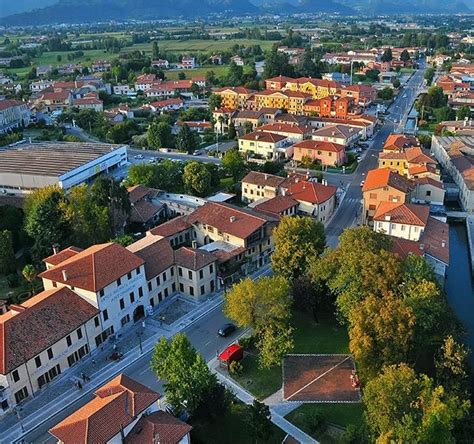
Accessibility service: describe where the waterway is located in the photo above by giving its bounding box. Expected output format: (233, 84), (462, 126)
(445, 223), (474, 364)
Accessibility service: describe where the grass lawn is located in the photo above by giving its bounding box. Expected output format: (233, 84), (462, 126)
(232, 310), (349, 399)
(164, 65), (229, 80)
(285, 403), (364, 443)
(190, 401), (286, 444)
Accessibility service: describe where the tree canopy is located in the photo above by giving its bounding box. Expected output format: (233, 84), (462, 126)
(183, 161), (212, 196)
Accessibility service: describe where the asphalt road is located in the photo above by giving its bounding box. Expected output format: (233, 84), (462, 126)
(324, 65), (426, 247)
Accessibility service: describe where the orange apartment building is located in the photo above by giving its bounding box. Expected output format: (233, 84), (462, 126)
(214, 87), (255, 110)
(303, 96), (353, 118)
(293, 140), (346, 166)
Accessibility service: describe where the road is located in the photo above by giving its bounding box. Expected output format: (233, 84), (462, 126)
(20, 303), (242, 444)
(324, 64), (426, 247)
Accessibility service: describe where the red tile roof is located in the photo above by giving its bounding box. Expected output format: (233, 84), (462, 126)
(422, 217), (450, 265)
(373, 202), (430, 226)
(240, 131), (287, 144)
(287, 180), (337, 204)
(49, 375), (160, 444)
(294, 140), (345, 152)
(43, 246), (83, 267)
(242, 171), (285, 188)
(362, 168), (413, 193)
(150, 215), (192, 238)
(174, 247), (216, 270)
(0, 287), (98, 374)
(125, 411), (192, 444)
(254, 195), (298, 216)
(39, 243), (144, 292)
(383, 134), (419, 151)
(0, 99), (24, 110)
(258, 123), (311, 135)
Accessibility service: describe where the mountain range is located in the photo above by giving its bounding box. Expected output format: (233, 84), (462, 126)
(1, 0), (472, 25)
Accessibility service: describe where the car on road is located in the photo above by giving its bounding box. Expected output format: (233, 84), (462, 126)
(134, 154), (144, 160)
(360, 180), (365, 187)
(218, 323), (236, 337)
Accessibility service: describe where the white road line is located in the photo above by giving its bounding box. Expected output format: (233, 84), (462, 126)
(138, 366), (151, 376)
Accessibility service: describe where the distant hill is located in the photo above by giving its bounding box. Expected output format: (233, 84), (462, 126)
(1, 0), (471, 25)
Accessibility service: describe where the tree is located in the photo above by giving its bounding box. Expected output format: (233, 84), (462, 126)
(348, 294), (416, 379)
(364, 364), (469, 442)
(381, 48), (393, 62)
(257, 323), (294, 368)
(152, 41), (160, 59)
(150, 333), (216, 414)
(400, 49), (410, 63)
(221, 149), (246, 182)
(297, 48), (319, 78)
(291, 274), (330, 323)
(377, 87), (394, 101)
(208, 93), (222, 111)
(272, 216), (326, 281)
(248, 400), (274, 442)
(175, 124), (198, 154)
(224, 276), (291, 330)
(263, 46), (294, 79)
(147, 121), (160, 148)
(228, 122), (237, 139)
(24, 186), (72, 262)
(393, 78), (401, 89)
(204, 162), (221, 188)
(456, 105), (471, 121)
(22, 264), (37, 296)
(365, 69), (380, 82)
(0, 230), (15, 275)
(183, 161), (212, 196)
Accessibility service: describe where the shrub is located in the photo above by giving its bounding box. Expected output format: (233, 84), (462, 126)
(229, 360), (243, 375)
(309, 410), (327, 435)
(6, 273), (20, 288)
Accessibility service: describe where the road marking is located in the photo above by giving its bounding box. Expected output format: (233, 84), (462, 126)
(139, 366), (151, 376)
(205, 340), (212, 346)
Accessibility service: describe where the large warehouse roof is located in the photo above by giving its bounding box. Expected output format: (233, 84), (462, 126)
(0, 142), (125, 178)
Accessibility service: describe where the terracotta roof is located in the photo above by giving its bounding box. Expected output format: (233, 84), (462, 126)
(49, 375), (160, 444)
(342, 84), (375, 93)
(39, 243), (144, 292)
(362, 168), (413, 193)
(405, 147), (436, 164)
(312, 124), (358, 139)
(127, 235), (174, 280)
(0, 99), (24, 110)
(414, 176), (444, 189)
(280, 172), (311, 189)
(128, 184), (153, 203)
(174, 247), (215, 270)
(215, 86), (253, 94)
(125, 411), (192, 444)
(294, 140), (345, 152)
(43, 246), (83, 267)
(254, 195), (298, 216)
(150, 98), (183, 108)
(130, 200), (164, 224)
(408, 164), (437, 176)
(242, 171), (285, 188)
(275, 114), (308, 125)
(266, 75), (295, 84)
(0, 287), (99, 374)
(240, 131), (287, 144)
(287, 180), (337, 204)
(150, 215), (192, 238)
(258, 123), (311, 135)
(383, 134), (419, 151)
(373, 202), (430, 226)
(188, 202), (276, 240)
(391, 237), (423, 259)
(422, 217), (450, 265)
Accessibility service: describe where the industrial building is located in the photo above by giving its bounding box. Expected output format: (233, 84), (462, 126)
(0, 141), (128, 194)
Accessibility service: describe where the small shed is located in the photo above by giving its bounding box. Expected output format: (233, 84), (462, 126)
(218, 344), (243, 369)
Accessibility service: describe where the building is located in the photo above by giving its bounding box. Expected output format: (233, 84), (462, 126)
(214, 87), (254, 110)
(232, 108), (281, 133)
(148, 98), (184, 113)
(128, 185), (165, 228)
(250, 90), (311, 115)
(383, 134), (419, 152)
(340, 84), (377, 107)
(0, 99), (30, 133)
(311, 124), (361, 147)
(91, 60), (111, 72)
(49, 375), (162, 444)
(241, 171), (286, 203)
(378, 146), (437, 177)
(0, 287), (100, 413)
(135, 74), (157, 91)
(180, 57), (196, 69)
(362, 168), (414, 224)
(113, 84), (135, 96)
(257, 123), (312, 142)
(303, 96), (353, 119)
(253, 195), (299, 218)
(0, 142), (128, 194)
(152, 59), (170, 69)
(293, 140), (346, 166)
(431, 136), (474, 211)
(30, 80), (54, 92)
(238, 131), (290, 160)
(72, 93), (104, 112)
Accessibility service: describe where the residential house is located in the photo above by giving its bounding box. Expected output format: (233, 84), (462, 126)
(0, 99), (31, 133)
(180, 57), (196, 69)
(378, 146), (437, 176)
(214, 87), (254, 110)
(49, 375), (161, 444)
(340, 84), (377, 107)
(148, 98), (184, 113)
(383, 134), (419, 152)
(128, 185), (166, 228)
(72, 93), (104, 112)
(303, 96), (353, 119)
(231, 56), (244, 66)
(30, 80), (54, 92)
(0, 287), (100, 413)
(212, 108), (236, 135)
(241, 171), (286, 203)
(250, 90), (311, 115)
(113, 84), (135, 96)
(233, 108), (281, 133)
(257, 123), (312, 142)
(209, 54), (223, 65)
(175, 121), (212, 134)
(412, 176), (446, 206)
(293, 140), (346, 166)
(238, 131), (290, 160)
(152, 59), (170, 69)
(311, 124), (361, 147)
(253, 195), (299, 218)
(91, 60), (111, 72)
(362, 168), (414, 224)
(135, 74), (156, 91)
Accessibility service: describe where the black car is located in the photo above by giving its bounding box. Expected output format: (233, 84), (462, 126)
(218, 323), (236, 337)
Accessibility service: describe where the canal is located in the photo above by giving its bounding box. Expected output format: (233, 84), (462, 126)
(445, 223), (474, 364)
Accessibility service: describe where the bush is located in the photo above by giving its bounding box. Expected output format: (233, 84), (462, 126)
(309, 410), (327, 435)
(6, 273), (20, 288)
(239, 335), (255, 349)
(229, 360), (243, 375)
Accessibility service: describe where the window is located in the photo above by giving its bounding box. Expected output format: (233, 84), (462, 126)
(210, 280), (215, 292)
(170, 267), (174, 276)
(116, 277), (121, 286)
(66, 335), (72, 347)
(178, 267), (183, 277)
(369, 193), (377, 199)
(199, 270), (204, 279)
(201, 285), (205, 295)
(94, 316), (100, 328)
(148, 282), (152, 292)
(426, 190), (431, 197)
(209, 264), (214, 274)
(76, 328), (83, 340)
(12, 370), (20, 383)
(156, 276), (161, 286)
(127, 272), (132, 280)
(52, 281), (57, 288)
(14, 387), (28, 404)
(188, 270), (193, 280)
(130, 292), (135, 304)
(164, 288), (169, 298)
(158, 292), (162, 302)
(190, 286), (194, 296)
(103, 309), (109, 322)
(121, 315), (130, 327)
(172, 283), (176, 292)
(179, 283), (184, 292)
(401, 225), (406, 231)
(163, 271), (167, 281)
(120, 298), (125, 310)
(136, 267), (141, 275)
(35, 356), (42, 368)
(47, 348), (54, 360)
(99, 289), (104, 297)
(138, 287), (143, 298)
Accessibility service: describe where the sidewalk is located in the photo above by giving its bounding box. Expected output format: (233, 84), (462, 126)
(212, 361), (318, 444)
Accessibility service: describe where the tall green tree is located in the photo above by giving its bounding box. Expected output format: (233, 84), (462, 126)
(147, 121), (161, 149)
(152, 41), (160, 59)
(221, 149), (246, 182)
(24, 186), (72, 262)
(183, 161), (212, 196)
(400, 49), (410, 63)
(22, 264), (37, 296)
(364, 364), (469, 442)
(0, 230), (15, 275)
(208, 93), (223, 111)
(381, 48), (393, 62)
(248, 400), (274, 442)
(456, 105), (471, 121)
(272, 216), (326, 282)
(150, 333), (216, 414)
(175, 124), (198, 154)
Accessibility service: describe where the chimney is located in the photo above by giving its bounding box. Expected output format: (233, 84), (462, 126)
(192, 240), (197, 249)
(52, 244), (59, 255)
(384, 215), (391, 221)
(62, 270), (68, 281)
(230, 216), (236, 223)
(264, 174), (268, 180)
(441, 241), (446, 248)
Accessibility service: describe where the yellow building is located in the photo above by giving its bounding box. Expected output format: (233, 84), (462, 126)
(285, 78), (340, 100)
(251, 90), (311, 115)
(214, 87), (254, 110)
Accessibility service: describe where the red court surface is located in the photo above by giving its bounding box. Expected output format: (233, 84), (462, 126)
(283, 354), (362, 402)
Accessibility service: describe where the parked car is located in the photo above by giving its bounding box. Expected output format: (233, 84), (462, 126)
(134, 154), (144, 160)
(360, 180), (365, 187)
(218, 323), (236, 337)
